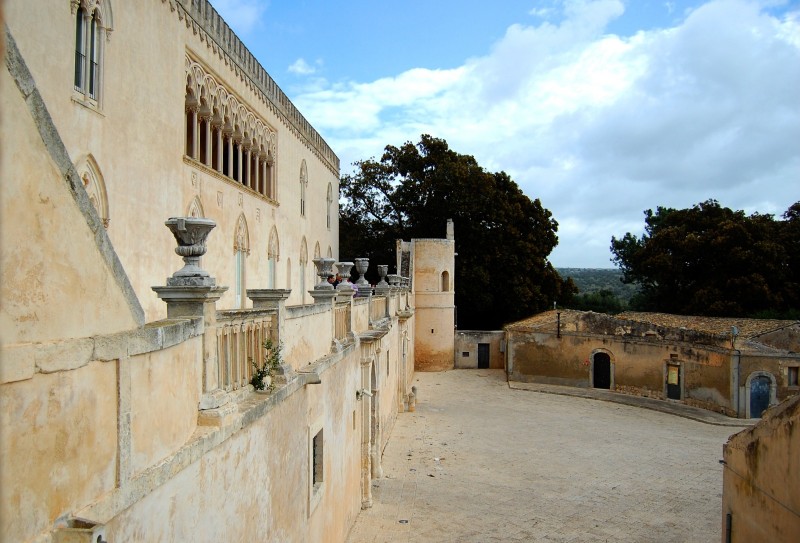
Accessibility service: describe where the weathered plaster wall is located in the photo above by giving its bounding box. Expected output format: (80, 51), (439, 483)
(0, 66), (139, 345)
(105, 349), (363, 543)
(507, 329), (734, 414)
(721, 395), (800, 542)
(283, 304), (334, 369)
(454, 331), (505, 369)
(0, 362), (119, 542)
(129, 339), (203, 474)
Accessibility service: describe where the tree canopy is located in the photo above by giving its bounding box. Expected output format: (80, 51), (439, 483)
(610, 200), (800, 317)
(340, 135), (575, 329)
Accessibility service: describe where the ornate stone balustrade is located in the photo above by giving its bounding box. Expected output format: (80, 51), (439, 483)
(334, 302), (351, 341)
(215, 308), (274, 392)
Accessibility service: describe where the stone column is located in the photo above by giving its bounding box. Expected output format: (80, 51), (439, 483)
(203, 116), (212, 167)
(359, 342), (375, 509)
(225, 133), (233, 178)
(236, 139), (243, 184)
(215, 125), (223, 172)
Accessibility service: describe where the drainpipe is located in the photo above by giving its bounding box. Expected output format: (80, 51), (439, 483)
(733, 349), (741, 417)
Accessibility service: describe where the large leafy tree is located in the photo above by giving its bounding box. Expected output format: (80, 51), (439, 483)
(611, 200), (800, 317)
(340, 135), (575, 329)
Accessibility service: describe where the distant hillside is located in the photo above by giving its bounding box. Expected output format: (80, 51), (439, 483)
(557, 268), (640, 303)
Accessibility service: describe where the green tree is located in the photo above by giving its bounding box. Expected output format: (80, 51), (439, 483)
(340, 135), (575, 329)
(610, 199), (799, 317)
(565, 289), (625, 314)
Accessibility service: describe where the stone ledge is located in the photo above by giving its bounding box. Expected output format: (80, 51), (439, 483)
(0, 318), (203, 384)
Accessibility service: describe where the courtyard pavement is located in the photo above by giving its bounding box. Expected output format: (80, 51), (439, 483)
(346, 370), (750, 543)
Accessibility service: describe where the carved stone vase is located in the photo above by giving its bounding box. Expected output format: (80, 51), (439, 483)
(164, 217), (216, 285)
(376, 265), (389, 288)
(312, 257), (336, 289)
(335, 262), (355, 290)
(353, 257), (370, 287)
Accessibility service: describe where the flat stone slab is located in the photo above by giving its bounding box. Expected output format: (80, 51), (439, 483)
(347, 369), (749, 543)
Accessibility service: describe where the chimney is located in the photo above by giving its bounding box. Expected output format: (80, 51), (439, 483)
(446, 219), (454, 240)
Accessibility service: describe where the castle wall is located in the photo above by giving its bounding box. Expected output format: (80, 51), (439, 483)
(5, 0), (339, 322)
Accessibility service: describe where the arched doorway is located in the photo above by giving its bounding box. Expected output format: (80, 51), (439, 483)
(593, 352), (611, 389)
(749, 375), (771, 418)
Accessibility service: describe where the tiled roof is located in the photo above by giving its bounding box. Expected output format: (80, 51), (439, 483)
(616, 312), (797, 339)
(505, 310), (582, 330)
(505, 310), (798, 339)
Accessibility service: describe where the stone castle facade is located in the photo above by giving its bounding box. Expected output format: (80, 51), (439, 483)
(1, 1), (455, 541)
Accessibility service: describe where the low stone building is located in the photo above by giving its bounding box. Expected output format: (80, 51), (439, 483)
(505, 310), (800, 418)
(454, 331), (505, 369)
(721, 394), (800, 541)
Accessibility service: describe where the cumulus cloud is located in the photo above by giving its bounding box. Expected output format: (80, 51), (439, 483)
(294, 0), (800, 267)
(288, 58), (318, 75)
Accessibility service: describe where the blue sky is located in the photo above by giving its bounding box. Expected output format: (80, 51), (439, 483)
(209, 0), (800, 268)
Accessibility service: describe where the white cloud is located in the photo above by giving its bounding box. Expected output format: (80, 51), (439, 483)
(294, 0), (800, 267)
(289, 58), (317, 75)
(209, 0), (267, 35)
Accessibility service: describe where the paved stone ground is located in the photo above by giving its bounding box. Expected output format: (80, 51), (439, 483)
(346, 370), (749, 543)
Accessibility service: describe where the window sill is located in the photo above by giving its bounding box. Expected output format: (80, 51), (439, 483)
(183, 156), (279, 207)
(71, 93), (103, 115)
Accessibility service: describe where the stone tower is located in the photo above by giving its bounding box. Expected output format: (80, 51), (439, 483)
(398, 220), (456, 371)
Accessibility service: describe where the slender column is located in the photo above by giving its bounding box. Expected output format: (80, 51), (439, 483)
(192, 112), (201, 160)
(244, 147), (252, 189)
(215, 127), (223, 172)
(253, 154), (261, 193)
(225, 135), (233, 178)
(203, 117), (212, 167)
(236, 140), (243, 183)
(187, 108), (198, 159)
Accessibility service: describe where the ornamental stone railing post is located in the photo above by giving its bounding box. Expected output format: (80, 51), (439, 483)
(353, 257), (370, 289)
(374, 265), (390, 295)
(153, 217), (228, 410)
(335, 261), (355, 292)
(310, 257), (337, 304)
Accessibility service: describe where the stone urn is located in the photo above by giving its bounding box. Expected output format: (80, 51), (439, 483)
(312, 257), (336, 290)
(376, 265), (389, 288)
(335, 262), (355, 291)
(164, 217), (216, 285)
(354, 257), (370, 287)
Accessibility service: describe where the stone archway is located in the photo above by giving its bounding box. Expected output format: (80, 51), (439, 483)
(590, 350), (614, 389)
(745, 371), (777, 418)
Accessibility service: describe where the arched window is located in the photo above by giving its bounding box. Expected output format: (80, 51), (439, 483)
(300, 160), (308, 217)
(326, 183), (333, 230)
(73, 1), (112, 104)
(76, 154), (109, 228)
(267, 226), (279, 289)
(234, 214), (250, 309)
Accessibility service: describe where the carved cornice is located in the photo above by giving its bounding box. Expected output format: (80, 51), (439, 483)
(165, 0), (340, 176)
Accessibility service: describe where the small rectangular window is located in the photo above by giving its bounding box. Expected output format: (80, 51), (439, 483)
(312, 429), (323, 487)
(308, 420), (325, 515)
(462, 352), (470, 357)
(789, 367), (799, 387)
